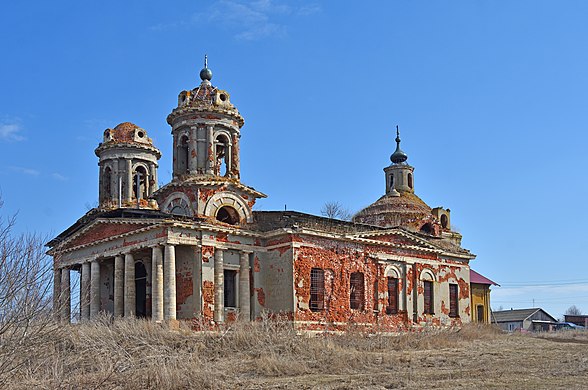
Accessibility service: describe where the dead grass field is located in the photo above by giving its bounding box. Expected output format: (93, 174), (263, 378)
(4, 318), (587, 389)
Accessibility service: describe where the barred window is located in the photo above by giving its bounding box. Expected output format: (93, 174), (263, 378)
(424, 280), (434, 314)
(309, 268), (324, 312)
(350, 272), (364, 310)
(386, 277), (398, 315)
(449, 284), (458, 317)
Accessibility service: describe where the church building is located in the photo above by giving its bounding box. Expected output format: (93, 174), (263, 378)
(48, 59), (484, 331)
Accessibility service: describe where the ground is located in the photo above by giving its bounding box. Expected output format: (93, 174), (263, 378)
(5, 320), (587, 389)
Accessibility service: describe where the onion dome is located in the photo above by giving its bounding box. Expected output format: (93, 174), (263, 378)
(390, 125), (408, 164)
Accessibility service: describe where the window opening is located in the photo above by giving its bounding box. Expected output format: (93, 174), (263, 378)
(350, 272), (364, 310)
(177, 135), (189, 174)
(408, 173), (413, 189)
(477, 305), (485, 323)
(386, 277), (398, 314)
(216, 206), (240, 225)
(440, 214), (448, 229)
(310, 268), (325, 312)
(224, 269), (237, 308)
(423, 280), (434, 314)
(449, 284), (458, 317)
(132, 166), (148, 200)
(389, 175), (394, 190)
(135, 262), (147, 318)
(215, 135), (229, 176)
(420, 223), (434, 234)
(103, 167), (112, 199)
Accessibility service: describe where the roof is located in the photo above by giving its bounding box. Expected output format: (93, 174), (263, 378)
(492, 308), (557, 323)
(353, 192), (433, 229)
(470, 269), (499, 286)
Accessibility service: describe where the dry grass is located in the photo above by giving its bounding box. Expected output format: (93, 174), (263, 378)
(3, 318), (588, 389)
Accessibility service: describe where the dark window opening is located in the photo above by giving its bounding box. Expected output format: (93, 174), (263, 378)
(420, 223), (434, 235)
(219, 93), (227, 102)
(224, 269), (237, 308)
(310, 268), (325, 312)
(477, 305), (485, 323)
(350, 272), (364, 310)
(177, 135), (189, 174)
(441, 214), (448, 229)
(216, 206), (240, 225)
(423, 280), (434, 314)
(389, 175), (394, 190)
(408, 173), (413, 189)
(449, 284), (458, 317)
(135, 262), (147, 318)
(386, 277), (398, 315)
(132, 166), (148, 200)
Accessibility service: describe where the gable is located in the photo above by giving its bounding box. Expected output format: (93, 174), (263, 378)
(351, 230), (438, 250)
(60, 221), (152, 251)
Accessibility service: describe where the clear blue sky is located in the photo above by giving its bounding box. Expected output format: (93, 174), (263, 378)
(1, 1), (587, 319)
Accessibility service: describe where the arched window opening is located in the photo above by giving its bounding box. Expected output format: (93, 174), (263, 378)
(132, 166), (148, 200)
(135, 262), (147, 318)
(389, 175), (394, 190)
(408, 173), (413, 189)
(420, 222), (434, 235)
(216, 206), (240, 225)
(103, 167), (112, 200)
(350, 272), (364, 310)
(215, 135), (230, 176)
(440, 214), (448, 229)
(386, 277), (398, 314)
(177, 135), (189, 175)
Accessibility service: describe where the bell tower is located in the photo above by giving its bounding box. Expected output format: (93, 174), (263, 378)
(95, 122), (161, 210)
(384, 126), (415, 197)
(168, 56), (243, 180)
(157, 57), (266, 223)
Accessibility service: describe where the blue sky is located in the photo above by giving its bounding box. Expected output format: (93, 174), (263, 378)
(1, 1), (587, 319)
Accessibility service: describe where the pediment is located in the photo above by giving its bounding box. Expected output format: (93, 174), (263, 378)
(350, 230), (438, 251)
(58, 220), (158, 252)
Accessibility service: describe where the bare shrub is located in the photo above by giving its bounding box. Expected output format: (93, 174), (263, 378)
(0, 199), (58, 386)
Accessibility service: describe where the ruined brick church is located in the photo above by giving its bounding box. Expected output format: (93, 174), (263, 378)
(48, 59), (482, 331)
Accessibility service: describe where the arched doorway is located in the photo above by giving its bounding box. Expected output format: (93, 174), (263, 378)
(135, 262), (147, 317)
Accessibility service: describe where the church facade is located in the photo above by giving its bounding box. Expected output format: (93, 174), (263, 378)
(48, 60), (478, 331)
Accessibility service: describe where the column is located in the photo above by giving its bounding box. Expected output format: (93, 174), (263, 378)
(239, 252), (250, 321)
(164, 244), (177, 320)
(149, 163), (158, 194)
(188, 126), (198, 173)
(90, 260), (100, 318)
(151, 246), (164, 322)
(60, 268), (70, 323)
(80, 262), (90, 321)
(206, 125), (214, 175)
(124, 253), (135, 317)
(112, 162), (119, 204)
(53, 267), (61, 321)
(214, 248), (224, 323)
(114, 255), (124, 317)
(126, 158), (133, 202)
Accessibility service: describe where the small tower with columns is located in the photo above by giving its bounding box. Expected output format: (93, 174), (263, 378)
(384, 126), (415, 196)
(95, 122), (161, 209)
(158, 56), (266, 223)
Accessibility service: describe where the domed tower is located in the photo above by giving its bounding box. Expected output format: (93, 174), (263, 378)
(95, 122), (161, 210)
(157, 57), (266, 223)
(353, 126), (441, 234)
